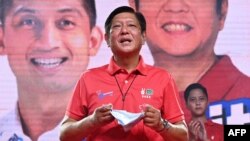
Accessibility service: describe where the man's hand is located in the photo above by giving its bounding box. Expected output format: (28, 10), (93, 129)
(189, 120), (208, 141)
(91, 104), (114, 128)
(142, 104), (164, 132)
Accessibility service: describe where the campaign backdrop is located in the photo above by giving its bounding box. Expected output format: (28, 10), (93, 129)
(0, 0), (250, 124)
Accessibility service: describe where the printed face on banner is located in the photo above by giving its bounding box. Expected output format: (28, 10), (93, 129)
(1, 0), (102, 93)
(136, 0), (227, 56)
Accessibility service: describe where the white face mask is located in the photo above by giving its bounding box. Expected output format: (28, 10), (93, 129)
(111, 110), (144, 132)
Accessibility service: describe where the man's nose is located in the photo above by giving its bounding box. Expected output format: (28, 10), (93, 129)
(120, 25), (129, 35)
(162, 0), (189, 13)
(195, 99), (201, 105)
(35, 23), (62, 50)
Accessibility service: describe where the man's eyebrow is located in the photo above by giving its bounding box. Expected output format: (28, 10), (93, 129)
(57, 8), (83, 17)
(13, 7), (84, 17)
(13, 7), (36, 16)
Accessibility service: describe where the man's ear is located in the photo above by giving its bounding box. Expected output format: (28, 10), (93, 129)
(104, 33), (111, 48)
(219, 0), (228, 30)
(88, 26), (103, 56)
(141, 32), (146, 45)
(0, 25), (6, 55)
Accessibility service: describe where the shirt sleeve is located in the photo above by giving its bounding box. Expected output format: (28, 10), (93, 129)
(65, 76), (88, 121)
(162, 74), (185, 123)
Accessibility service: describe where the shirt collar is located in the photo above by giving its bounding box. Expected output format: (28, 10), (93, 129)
(0, 104), (30, 140)
(0, 103), (62, 141)
(199, 55), (244, 99)
(107, 55), (147, 76)
(205, 120), (215, 126)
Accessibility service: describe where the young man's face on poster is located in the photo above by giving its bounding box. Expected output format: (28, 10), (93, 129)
(1, 0), (102, 93)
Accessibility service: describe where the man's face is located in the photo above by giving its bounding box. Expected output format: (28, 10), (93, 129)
(187, 89), (208, 117)
(1, 0), (101, 93)
(106, 12), (145, 58)
(134, 0), (227, 56)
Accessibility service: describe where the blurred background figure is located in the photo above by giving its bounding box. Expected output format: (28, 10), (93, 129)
(184, 83), (223, 141)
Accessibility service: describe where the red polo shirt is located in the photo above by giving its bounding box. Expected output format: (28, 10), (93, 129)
(187, 120), (223, 141)
(205, 120), (224, 141)
(66, 56), (184, 141)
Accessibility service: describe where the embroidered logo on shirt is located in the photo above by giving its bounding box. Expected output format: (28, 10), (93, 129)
(97, 90), (113, 99)
(141, 88), (153, 99)
(0, 132), (23, 141)
(8, 133), (23, 141)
